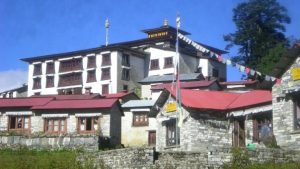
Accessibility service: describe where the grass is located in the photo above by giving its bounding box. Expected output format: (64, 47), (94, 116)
(0, 147), (96, 169)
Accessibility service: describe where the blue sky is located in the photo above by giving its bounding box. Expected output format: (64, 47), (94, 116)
(0, 0), (299, 91)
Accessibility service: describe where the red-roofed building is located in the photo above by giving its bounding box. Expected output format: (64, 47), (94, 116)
(0, 95), (123, 149)
(153, 89), (272, 151)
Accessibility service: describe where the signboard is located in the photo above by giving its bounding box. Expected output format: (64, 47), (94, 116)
(292, 67), (300, 81)
(148, 31), (168, 38)
(165, 102), (176, 113)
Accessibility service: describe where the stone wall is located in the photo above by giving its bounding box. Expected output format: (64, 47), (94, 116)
(156, 108), (231, 151)
(272, 56), (300, 150)
(83, 147), (300, 169)
(0, 135), (99, 150)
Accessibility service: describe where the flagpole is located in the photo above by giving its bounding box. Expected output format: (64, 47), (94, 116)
(175, 15), (181, 148)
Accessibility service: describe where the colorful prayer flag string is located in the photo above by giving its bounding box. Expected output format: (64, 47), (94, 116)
(177, 32), (279, 82)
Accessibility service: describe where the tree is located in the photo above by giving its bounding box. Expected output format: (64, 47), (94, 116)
(224, 0), (291, 75)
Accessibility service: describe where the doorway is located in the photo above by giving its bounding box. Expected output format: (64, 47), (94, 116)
(233, 118), (245, 147)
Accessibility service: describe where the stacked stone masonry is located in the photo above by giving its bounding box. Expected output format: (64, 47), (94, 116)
(81, 147), (300, 169)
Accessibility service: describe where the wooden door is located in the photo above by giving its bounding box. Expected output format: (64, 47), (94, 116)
(233, 118), (245, 147)
(148, 131), (156, 146)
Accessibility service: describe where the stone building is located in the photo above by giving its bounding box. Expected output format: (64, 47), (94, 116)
(153, 89), (271, 151)
(0, 94), (123, 146)
(272, 44), (300, 150)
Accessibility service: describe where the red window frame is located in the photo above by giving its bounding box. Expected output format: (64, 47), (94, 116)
(150, 59), (159, 70)
(77, 117), (100, 134)
(44, 118), (67, 134)
(8, 116), (31, 133)
(101, 68), (110, 80)
(59, 58), (82, 72)
(46, 76), (54, 88)
(46, 62), (55, 74)
(87, 70), (96, 83)
(132, 112), (149, 127)
(164, 57), (173, 68)
(87, 56), (96, 68)
(102, 84), (109, 94)
(33, 78), (41, 89)
(102, 54), (111, 66)
(33, 64), (42, 76)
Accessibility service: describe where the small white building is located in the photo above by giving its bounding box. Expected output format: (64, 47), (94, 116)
(121, 100), (156, 147)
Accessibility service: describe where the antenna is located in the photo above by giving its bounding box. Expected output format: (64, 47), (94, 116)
(105, 18), (110, 46)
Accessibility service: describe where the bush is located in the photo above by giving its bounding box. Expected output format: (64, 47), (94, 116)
(0, 148), (98, 169)
(223, 147), (300, 169)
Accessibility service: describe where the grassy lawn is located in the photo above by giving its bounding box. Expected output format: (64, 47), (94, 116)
(0, 148), (95, 169)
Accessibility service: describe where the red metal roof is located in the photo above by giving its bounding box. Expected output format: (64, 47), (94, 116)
(228, 90), (272, 109)
(168, 89), (271, 111)
(31, 94), (102, 100)
(151, 80), (216, 90)
(31, 98), (118, 110)
(0, 97), (53, 108)
(103, 91), (133, 98)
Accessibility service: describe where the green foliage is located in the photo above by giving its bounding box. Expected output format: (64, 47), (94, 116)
(224, 0), (291, 74)
(223, 148), (300, 169)
(134, 86), (141, 98)
(0, 148), (99, 169)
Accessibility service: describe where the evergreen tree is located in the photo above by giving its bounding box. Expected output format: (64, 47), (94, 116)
(224, 0), (291, 75)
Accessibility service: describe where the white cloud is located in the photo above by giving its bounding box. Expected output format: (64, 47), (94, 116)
(0, 70), (28, 92)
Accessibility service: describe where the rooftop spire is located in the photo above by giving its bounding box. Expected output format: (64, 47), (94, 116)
(105, 18), (110, 46)
(163, 18), (168, 26)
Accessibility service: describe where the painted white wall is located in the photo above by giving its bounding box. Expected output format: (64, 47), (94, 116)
(147, 47), (176, 76)
(121, 109), (157, 147)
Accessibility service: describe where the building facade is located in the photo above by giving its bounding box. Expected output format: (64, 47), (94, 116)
(0, 94), (123, 146)
(21, 23), (227, 97)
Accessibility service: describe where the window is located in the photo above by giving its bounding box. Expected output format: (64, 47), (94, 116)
(46, 62), (55, 74)
(58, 73), (82, 87)
(150, 59), (159, 70)
(164, 57), (173, 68)
(101, 68), (110, 80)
(166, 120), (179, 146)
(77, 117), (99, 133)
(58, 87), (82, 95)
(59, 58), (82, 72)
(44, 118), (66, 134)
(122, 54), (130, 66)
(33, 64), (42, 76)
(46, 76), (54, 88)
(102, 54), (111, 66)
(8, 92), (13, 98)
(33, 78), (41, 89)
(87, 70), (96, 83)
(8, 116), (30, 131)
(123, 85), (128, 91)
(253, 114), (273, 142)
(102, 84), (109, 94)
(212, 68), (219, 78)
(87, 56), (96, 68)
(294, 97), (300, 130)
(121, 68), (130, 81)
(133, 112), (148, 126)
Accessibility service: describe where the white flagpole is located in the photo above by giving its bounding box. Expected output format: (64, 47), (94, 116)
(175, 15), (181, 147)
